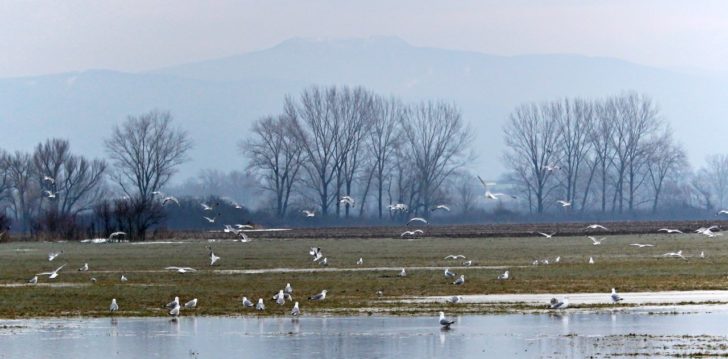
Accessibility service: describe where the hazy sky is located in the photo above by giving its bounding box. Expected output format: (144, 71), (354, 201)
(3, 0), (728, 77)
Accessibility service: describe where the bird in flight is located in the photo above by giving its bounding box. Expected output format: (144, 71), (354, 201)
(48, 251), (63, 261)
(340, 196), (355, 207)
(663, 250), (686, 260)
(302, 210), (315, 217)
(556, 200), (571, 207)
(537, 232), (556, 239)
(37, 264), (66, 279)
(444, 254), (466, 260)
(407, 217), (428, 225)
(162, 196), (180, 206)
(431, 205), (451, 212)
(588, 236), (606, 245)
(585, 224), (608, 230)
(630, 243), (654, 248)
(658, 228), (683, 234)
(165, 266), (197, 274)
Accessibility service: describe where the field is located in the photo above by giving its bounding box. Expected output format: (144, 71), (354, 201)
(1, 223), (728, 318)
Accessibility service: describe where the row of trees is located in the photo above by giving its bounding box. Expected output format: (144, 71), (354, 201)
(241, 85), (473, 219)
(502, 93), (688, 214)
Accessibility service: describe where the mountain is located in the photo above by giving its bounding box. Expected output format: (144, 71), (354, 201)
(1, 36), (726, 182)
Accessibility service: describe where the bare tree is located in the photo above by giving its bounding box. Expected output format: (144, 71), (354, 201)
(503, 103), (561, 213)
(104, 110), (192, 239)
(400, 101), (472, 215)
(590, 100), (616, 213)
(6, 151), (39, 231)
(646, 131), (687, 213)
(701, 154), (728, 209)
(367, 96), (404, 218)
(241, 114), (304, 217)
(33, 138), (107, 217)
(552, 98), (594, 211)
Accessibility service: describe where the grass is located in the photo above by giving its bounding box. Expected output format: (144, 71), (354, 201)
(0, 232), (727, 318)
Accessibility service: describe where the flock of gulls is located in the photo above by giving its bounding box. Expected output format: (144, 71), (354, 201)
(23, 176), (728, 330)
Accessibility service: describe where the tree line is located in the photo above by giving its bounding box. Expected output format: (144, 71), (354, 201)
(502, 92), (689, 215)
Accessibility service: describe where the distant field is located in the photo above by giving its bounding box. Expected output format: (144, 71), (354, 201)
(1, 228), (727, 318)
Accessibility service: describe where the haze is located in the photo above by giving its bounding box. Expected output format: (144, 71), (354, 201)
(3, 0), (728, 77)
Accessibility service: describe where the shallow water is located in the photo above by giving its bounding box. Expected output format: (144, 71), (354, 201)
(2, 308), (728, 358)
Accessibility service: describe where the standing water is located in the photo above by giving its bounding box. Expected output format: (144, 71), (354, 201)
(1, 308), (727, 358)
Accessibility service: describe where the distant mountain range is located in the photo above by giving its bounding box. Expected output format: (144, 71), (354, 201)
(2, 36), (726, 182)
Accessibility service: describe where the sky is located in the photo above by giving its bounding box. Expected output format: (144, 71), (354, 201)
(2, 0), (728, 77)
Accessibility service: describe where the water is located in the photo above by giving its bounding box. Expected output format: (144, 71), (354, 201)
(2, 308), (728, 358)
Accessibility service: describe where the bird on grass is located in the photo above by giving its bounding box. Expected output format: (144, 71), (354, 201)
(308, 290), (328, 301)
(663, 250), (686, 260)
(285, 283), (293, 294)
(242, 297), (254, 308)
(256, 298), (265, 311)
(356, 257), (363, 265)
(276, 290), (286, 305)
(165, 266), (197, 274)
(110, 298), (118, 313)
(399, 268), (407, 277)
(291, 302), (301, 317)
(453, 275), (465, 286)
(497, 270), (510, 280)
(184, 298), (198, 309)
(439, 312), (455, 329)
(120, 274), (128, 282)
(462, 260), (472, 266)
(169, 303), (180, 318)
(78, 263), (89, 271)
(446, 296), (463, 304)
(28, 276), (38, 284)
(444, 268), (457, 278)
(165, 297), (179, 309)
(588, 257), (594, 264)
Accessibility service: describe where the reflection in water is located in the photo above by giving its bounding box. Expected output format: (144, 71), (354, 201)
(2, 310), (728, 358)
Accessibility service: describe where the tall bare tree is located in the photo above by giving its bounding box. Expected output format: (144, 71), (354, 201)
(104, 110), (192, 239)
(6, 151), (39, 231)
(367, 96), (404, 218)
(503, 103), (561, 213)
(33, 138), (107, 217)
(242, 114), (304, 218)
(400, 101), (472, 215)
(552, 98), (594, 211)
(701, 154), (728, 209)
(646, 131), (687, 213)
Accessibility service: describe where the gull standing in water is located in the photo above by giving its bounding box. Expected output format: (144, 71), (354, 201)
(169, 303), (181, 318)
(611, 288), (624, 303)
(308, 290), (328, 301)
(256, 298), (265, 311)
(291, 302), (301, 317)
(110, 298), (119, 313)
(165, 296), (180, 309)
(439, 312), (455, 329)
(453, 275), (465, 286)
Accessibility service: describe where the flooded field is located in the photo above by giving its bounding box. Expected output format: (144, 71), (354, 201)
(3, 308), (728, 358)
